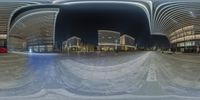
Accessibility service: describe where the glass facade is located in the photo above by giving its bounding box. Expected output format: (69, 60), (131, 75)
(98, 30), (120, 51)
(0, 2), (36, 48)
(169, 25), (200, 52)
(120, 34), (136, 51)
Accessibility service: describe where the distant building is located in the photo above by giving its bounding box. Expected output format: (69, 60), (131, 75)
(62, 36), (81, 51)
(98, 30), (120, 51)
(79, 43), (95, 52)
(120, 34), (136, 51)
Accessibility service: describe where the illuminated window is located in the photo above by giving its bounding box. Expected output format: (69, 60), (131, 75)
(196, 35), (200, 39)
(0, 34), (7, 39)
(108, 37), (112, 39)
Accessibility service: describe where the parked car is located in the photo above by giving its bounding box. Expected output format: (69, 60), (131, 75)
(0, 46), (7, 53)
(164, 50), (173, 54)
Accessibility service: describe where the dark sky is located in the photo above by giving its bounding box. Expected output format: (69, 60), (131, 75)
(150, 35), (170, 49)
(56, 3), (151, 47)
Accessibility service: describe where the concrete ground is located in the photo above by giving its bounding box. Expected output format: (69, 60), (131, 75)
(0, 51), (200, 99)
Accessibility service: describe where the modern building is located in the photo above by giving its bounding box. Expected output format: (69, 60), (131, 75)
(62, 36), (81, 51)
(98, 30), (120, 51)
(8, 8), (59, 53)
(169, 25), (200, 53)
(0, 35), (7, 47)
(120, 34), (136, 51)
(79, 43), (95, 52)
(0, 2), (39, 48)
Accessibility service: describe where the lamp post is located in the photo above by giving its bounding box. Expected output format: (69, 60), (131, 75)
(68, 42), (71, 55)
(197, 45), (199, 53)
(62, 42), (64, 52)
(115, 39), (118, 52)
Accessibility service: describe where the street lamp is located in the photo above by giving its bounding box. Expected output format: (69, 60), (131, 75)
(197, 45), (199, 53)
(29, 47), (32, 53)
(68, 42), (71, 55)
(115, 39), (118, 51)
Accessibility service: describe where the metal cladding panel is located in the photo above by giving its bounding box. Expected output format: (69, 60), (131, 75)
(0, 2), (38, 36)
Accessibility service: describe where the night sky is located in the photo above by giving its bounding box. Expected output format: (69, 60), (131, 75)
(56, 3), (151, 47)
(150, 35), (170, 49)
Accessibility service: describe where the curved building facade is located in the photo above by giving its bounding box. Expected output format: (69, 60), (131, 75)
(169, 25), (200, 52)
(8, 8), (59, 52)
(152, 0), (200, 52)
(0, 1), (40, 48)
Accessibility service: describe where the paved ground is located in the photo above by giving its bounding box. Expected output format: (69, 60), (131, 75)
(1, 51), (200, 99)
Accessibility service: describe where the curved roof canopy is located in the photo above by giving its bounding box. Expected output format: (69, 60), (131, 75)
(153, 0), (200, 36)
(0, 1), (39, 37)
